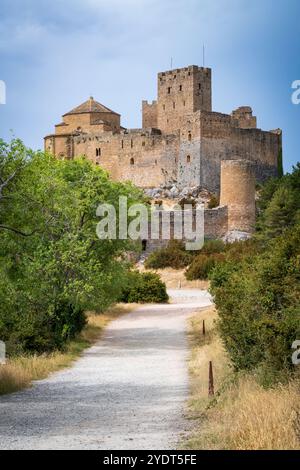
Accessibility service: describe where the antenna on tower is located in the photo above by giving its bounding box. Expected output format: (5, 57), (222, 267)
(170, 57), (173, 69)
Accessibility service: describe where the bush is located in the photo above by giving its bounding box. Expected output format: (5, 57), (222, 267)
(1, 302), (86, 355)
(120, 271), (169, 303)
(185, 253), (226, 280)
(145, 240), (193, 269)
(201, 239), (225, 254)
(210, 226), (300, 382)
(208, 165), (300, 385)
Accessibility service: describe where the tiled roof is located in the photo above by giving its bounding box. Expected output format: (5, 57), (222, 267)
(63, 97), (120, 116)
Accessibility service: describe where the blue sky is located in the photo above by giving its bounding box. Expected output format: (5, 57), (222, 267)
(0, 0), (299, 172)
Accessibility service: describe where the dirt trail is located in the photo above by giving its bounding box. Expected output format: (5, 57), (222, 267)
(0, 289), (212, 450)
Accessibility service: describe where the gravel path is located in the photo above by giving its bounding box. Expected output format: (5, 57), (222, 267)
(0, 289), (212, 450)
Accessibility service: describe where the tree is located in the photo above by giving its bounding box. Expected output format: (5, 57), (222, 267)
(0, 139), (145, 353)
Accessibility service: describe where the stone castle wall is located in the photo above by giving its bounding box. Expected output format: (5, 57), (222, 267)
(142, 101), (158, 128)
(73, 129), (179, 188)
(156, 65), (211, 134)
(220, 159), (256, 232)
(44, 64), (282, 240)
(198, 111), (281, 193)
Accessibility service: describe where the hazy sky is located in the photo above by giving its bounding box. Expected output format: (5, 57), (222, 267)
(0, 0), (299, 171)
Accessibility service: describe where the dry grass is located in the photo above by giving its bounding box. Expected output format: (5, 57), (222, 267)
(183, 307), (300, 450)
(142, 267), (209, 290)
(0, 303), (137, 396)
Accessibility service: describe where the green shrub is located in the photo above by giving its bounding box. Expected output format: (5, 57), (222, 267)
(208, 165), (300, 385)
(185, 253), (226, 280)
(120, 271), (169, 303)
(225, 239), (261, 261)
(210, 225), (300, 383)
(201, 239), (225, 254)
(145, 240), (193, 269)
(145, 239), (226, 271)
(1, 302), (86, 355)
(207, 194), (219, 209)
(209, 260), (238, 290)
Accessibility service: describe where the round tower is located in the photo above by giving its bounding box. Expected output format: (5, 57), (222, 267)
(220, 159), (256, 233)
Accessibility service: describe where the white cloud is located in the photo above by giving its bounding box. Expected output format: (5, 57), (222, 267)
(0, 19), (48, 52)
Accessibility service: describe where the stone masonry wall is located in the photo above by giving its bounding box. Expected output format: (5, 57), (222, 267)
(177, 112), (201, 187)
(220, 159), (256, 232)
(73, 129), (179, 188)
(156, 65), (211, 134)
(199, 111), (281, 193)
(145, 205), (228, 253)
(142, 101), (158, 128)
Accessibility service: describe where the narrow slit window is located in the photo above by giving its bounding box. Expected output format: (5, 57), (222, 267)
(130, 157), (134, 165)
(187, 155), (191, 163)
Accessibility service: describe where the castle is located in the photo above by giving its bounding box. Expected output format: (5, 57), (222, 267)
(44, 65), (282, 241)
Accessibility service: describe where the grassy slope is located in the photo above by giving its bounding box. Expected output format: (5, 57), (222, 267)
(182, 307), (300, 450)
(0, 304), (136, 396)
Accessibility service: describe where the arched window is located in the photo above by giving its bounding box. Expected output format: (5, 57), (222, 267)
(187, 155), (191, 163)
(96, 149), (98, 156)
(188, 133), (192, 142)
(130, 157), (134, 165)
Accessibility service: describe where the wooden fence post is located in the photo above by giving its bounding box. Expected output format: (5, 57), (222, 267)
(208, 361), (214, 396)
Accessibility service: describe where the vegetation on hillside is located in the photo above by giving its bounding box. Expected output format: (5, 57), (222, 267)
(145, 239), (225, 272)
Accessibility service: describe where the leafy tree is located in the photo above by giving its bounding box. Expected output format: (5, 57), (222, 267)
(0, 139), (145, 353)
